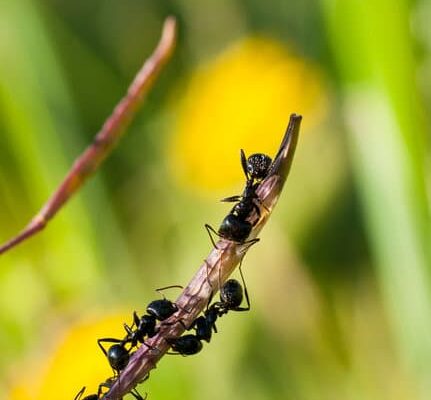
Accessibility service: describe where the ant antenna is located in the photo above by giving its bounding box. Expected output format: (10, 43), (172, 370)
(155, 285), (183, 298)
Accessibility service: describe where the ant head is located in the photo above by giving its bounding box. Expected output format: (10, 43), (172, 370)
(220, 279), (243, 308)
(246, 153), (272, 181)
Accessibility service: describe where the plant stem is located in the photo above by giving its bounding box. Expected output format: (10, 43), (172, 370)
(104, 113), (302, 400)
(0, 16), (177, 256)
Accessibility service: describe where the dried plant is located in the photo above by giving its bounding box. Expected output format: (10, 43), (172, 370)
(0, 17), (177, 256)
(104, 113), (302, 399)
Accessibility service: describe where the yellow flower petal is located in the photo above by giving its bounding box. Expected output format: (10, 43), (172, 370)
(8, 312), (130, 400)
(169, 36), (327, 194)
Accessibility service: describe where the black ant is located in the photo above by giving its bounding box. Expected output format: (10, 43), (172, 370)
(205, 150), (272, 247)
(98, 286), (181, 374)
(74, 378), (146, 400)
(123, 285), (183, 347)
(166, 267), (250, 356)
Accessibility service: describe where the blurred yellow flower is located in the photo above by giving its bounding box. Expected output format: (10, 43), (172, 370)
(170, 36), (327, 194)
(8, 312), (130, 400)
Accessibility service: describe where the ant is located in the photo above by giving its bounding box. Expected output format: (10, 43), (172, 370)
(98, 286), (181, 374)
(205, 150), (272, 247)
(123, 285), (183, 347)
(74, 377), (146, 400)
(166, 266), (250, 356)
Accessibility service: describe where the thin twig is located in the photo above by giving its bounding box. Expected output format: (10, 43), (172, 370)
(0, 17), (177, 256)
(104, 113), (302, 400)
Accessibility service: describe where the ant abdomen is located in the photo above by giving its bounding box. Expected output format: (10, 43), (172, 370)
(218, 214), (252, 243)
(220, 279), (244, 308)
(167, 334), (203, 356)
(106, 343), (130, 372)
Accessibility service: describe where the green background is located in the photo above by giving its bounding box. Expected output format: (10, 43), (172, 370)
(1, 0), (430, 399)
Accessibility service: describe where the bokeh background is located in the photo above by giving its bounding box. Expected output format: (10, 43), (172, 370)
(1, 0), (430, 399)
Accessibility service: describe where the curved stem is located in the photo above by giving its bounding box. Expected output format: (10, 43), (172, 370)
(104, 114), (302, 400)
(0, 16), (177, 256)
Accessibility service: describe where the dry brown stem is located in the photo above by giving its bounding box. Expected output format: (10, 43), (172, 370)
(104, 113), (302, 399)
(0, 17), (177, 256)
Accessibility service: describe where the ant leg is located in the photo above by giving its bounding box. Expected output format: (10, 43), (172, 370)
(221, 195), (242, 203)
(218, 265), (222, 297)
(175, 302), (191, 314)
(206, 291), (215, 310)
(252, 202), (261, 220)
(139, 341), (162, 355)
(158, 302), (190, 330)
(165, 337), (200, 357)
(239, 238), (260, 254)
(204, 259), (214, 291)
(158, 301), (191, 331)
(165, 349), (189, 357)
(233, 240), (257, 312)
(74, 386), (86, 400)
(260, 201), (270, 213)
(189, 319), (197, 330)
(97, 383), (107, 398)
(131, 388), (147, 400)
(138, 373), (150, 384)
(205, 224), (220, 249)
(97, 377), (115, 397)
(97, 338), (124, 356)
(235, 259), (251, 312)
(252, 191), (270, 213)
(123, 311), (141, 340)
(205, 224), (228, 293)
(252, 199), (271, 220)
(163, 318), (188, 329)
(164, 338), (179, 355)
